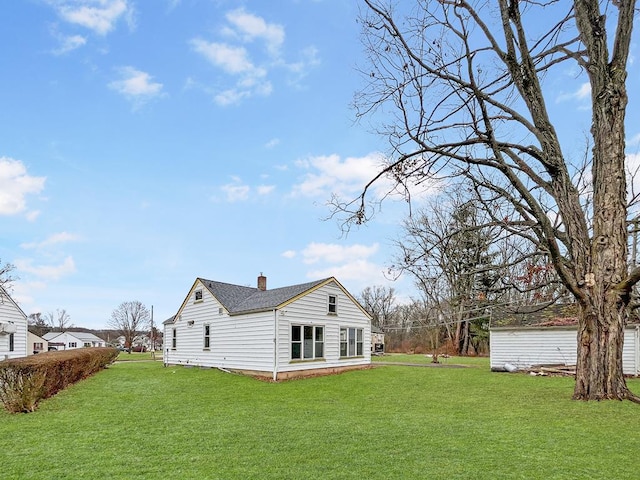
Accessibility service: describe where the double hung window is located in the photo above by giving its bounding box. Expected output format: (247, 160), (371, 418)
(340, 327), (363, 357)
(204, 324), (211, 349)
(291, 325), (324, 360)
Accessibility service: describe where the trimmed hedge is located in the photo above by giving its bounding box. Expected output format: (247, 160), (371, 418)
(0, 347), (118, 413)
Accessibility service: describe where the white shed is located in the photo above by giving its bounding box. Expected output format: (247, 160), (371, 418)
(0, 287), (28, 360)
(163, 275), (372, 380)
(490, 324), (640, 375)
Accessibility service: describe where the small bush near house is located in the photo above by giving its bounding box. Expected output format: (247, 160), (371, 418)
(0, 347), (118, 413)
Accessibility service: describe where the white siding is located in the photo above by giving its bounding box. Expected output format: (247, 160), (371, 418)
(163, 280), (274, 372)
(490, 326), (640, 375)
(164, 278), (372, 378)
(0, 290), (28, 360)
(275, 281), (371, 375)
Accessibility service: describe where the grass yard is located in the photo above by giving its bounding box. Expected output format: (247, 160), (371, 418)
(1, 360), (639, 479)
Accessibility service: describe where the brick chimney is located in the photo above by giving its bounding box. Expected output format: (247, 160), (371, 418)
(257, 273), (267, 291)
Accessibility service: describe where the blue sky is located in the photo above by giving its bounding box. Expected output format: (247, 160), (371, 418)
(1, 1), (639, 329)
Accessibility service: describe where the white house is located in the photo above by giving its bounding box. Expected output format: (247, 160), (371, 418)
(43, 331), (106, 350)
(490, 324), (640, 376)
(0, 287), (28, 360)
(163, 275), (372, 380)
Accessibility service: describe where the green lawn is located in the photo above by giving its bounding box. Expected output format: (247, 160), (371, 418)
(1, 361), (639, 479)
(115, 351), (161, 362)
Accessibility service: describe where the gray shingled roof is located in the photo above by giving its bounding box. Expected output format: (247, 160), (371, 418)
(199, 277), (330, 315)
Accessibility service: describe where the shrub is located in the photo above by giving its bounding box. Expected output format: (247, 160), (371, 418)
(0, 347), (118, 413)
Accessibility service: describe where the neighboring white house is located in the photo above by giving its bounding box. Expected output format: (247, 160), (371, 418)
(0, 287), (28, 360)
(490, 324), (640, 376)
(43, 331), (106, 350)
(27, 331), (48, 355)
(163, 275), (372, 380)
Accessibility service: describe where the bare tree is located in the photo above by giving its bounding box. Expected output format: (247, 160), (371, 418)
(358, 285), (398, 331)
(338, 1), (639, 401)
(108, 301), (150, 352)
(28, 313), (50, 338)
(0, 260), (16, 290)
(45, 309), (73, 331)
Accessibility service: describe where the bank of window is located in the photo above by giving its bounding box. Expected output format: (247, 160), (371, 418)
(291, 325), (324, 360)
(328, 295), (337, 314)
(69, 342), (77, 348)
(340, 327), (363, 357)
(204, 324), (211, 349)
(83, 342), (91, 348)
(34, 342), (43, 351)
(9, 333), (14, 352)
(172, 328), (177, 349)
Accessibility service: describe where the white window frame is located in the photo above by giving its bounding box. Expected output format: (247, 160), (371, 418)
(194, 289), (203, 302)
(340, 327), (364, 358)
(290, 324), (324, 361)
(203, 324), (211, 349)
(172, 328), (177, 349)
(328, 294), (337, 315)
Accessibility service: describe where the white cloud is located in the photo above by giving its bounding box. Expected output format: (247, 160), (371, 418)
(265, 138), (280, 149)
(52, 33), (87, 55)
(109, 66), (164, 108)
(301, 242), (379, 265)
(0, 157), (46, 217)
(306, 258), (384, 284)
(221, 181), (250, 202)
(21, 232), (81, 250)
(191, 40), (255, 74)
(224, 8), (284, 57)
(52, 0), (132, 36)
(281, 250), (296, 259)
(292, 152), (388, 199)
(191, 8), (317, 105)
(556, 82), (591, 103)
(257, 185), (275, 195)
(15, 256), (76, 281)
(191, 38), (271, 105)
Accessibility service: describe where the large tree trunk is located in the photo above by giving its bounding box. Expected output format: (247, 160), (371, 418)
(574, 299), (629, 400)
(571, 0), (639, 402)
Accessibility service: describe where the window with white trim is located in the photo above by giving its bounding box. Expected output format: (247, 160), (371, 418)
(69, 342), (77, 348)
(340, 327), (364, 357)
(291, 325), (324, 360)
(328, 295), (337, 314)
(9, 333), (14, 352)
(172, 328), (177, 349)
(203, 324), (211, 349)
(194, 289), (203, 302)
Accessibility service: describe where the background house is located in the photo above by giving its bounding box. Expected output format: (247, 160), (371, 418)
(0, 287), (28, 360)
(371, 325), (385, 354)
(27, 331), (48, 355)
(164, 275), (372, 380)
(43, 331), (106, 350)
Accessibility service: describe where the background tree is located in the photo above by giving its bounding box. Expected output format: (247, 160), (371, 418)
(339, 0), (638, 401)
(0, 260), (16, 290)
(108, 301), (150, 352)
(392, 188), (502, 354)
(45, 309), (73, 331)
(28, 313), (50, 338)
(358, 285), (398, 332)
